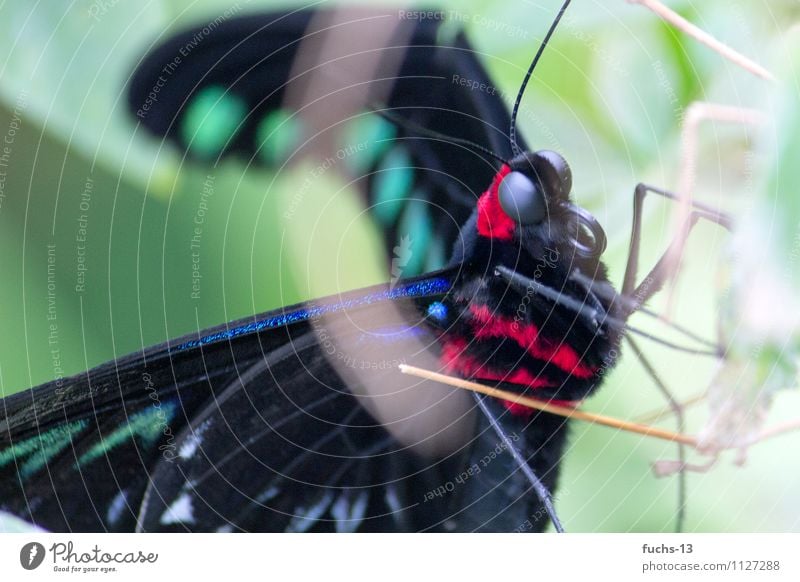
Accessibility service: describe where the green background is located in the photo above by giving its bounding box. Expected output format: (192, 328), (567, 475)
(0, 0), (798, 532)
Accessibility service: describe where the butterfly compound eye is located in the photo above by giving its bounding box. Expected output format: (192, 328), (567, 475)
(498, 171), (547, 224)
(532, 150), (572, 199)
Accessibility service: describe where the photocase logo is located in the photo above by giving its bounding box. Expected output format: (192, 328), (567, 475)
(20, 542), (45, 570)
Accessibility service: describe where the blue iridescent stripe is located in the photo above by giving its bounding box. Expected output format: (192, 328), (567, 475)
(355, 325), (427, 346)
(174, 276), (451, 352)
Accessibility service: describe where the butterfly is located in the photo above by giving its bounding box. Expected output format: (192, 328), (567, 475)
(0, 1), (725, 533)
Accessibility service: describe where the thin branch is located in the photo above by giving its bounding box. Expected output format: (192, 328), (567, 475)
(749, 418), (800, 446)
(399, 364), (698, 446)
(665, 102), (766, 317)
(635, 392), (707, 424)
(627, 0), (775, 81)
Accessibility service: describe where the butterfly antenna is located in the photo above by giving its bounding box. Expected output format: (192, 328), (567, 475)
(372, 106), (510, 166)
(509, 0), (572, 156)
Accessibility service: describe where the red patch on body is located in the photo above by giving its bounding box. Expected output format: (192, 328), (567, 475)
(469, 305), (597, 378)
(441, 339), (552, 388)
(476, 165), (516, 241)
(499, 399), (577, 415)
(440, 338), (574, 418)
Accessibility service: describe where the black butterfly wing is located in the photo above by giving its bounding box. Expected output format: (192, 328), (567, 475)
(138, 322), (543, 532)
(0, 334), (229, 532)
(0, 272), (441, 529)
(138, 324), (440, 532)
(127, 8), (525, 276)
(3, 270), (542, 532)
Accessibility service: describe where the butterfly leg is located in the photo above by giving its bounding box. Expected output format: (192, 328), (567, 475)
(472, 392), (564, 533)
(625, 336), (687, 532)
(617, 183), (732, 533)
(620, 183), (731, 315)
(496, 264), (717, 355)
(625, 102), (763, 313)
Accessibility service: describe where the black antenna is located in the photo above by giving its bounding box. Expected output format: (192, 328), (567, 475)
(372, 106), (509, 166)
(509, 0), (572, 156)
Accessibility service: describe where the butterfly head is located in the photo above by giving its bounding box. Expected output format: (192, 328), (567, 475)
(470, 149), (606, 271)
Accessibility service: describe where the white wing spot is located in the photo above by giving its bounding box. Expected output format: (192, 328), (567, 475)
(255, 486), (280, 504)
(107, 489), (128, 525)
(332, 490), (369, 533)
(286, 492), (334, 533)
(179, 420), (211, 460)
(384, 484), (402, 514)
(160, 493), (195, 526)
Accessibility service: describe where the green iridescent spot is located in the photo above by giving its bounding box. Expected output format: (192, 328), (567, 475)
(0, 420), (88, 479)
(424, 234), (448, 273)
(394, 197), (433, 277)
(373, 147), (413, 226)
(342, 113), (396, 174)
(256, 109), (304, 165)
(180, 85), (248, 158)
(77, 401), (177, 467)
